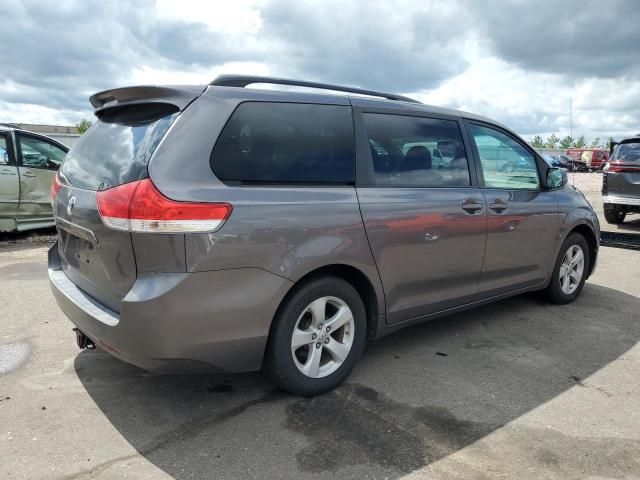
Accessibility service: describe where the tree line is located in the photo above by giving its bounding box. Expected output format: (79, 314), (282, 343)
(529, 134), (615, 150)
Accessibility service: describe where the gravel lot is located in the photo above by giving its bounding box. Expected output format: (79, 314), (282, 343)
(567, 171), (603, 195)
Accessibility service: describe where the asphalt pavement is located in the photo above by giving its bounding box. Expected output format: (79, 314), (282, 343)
(1, 244), (639, 479)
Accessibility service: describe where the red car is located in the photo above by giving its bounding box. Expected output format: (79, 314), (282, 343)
(566, 148), (609, 170)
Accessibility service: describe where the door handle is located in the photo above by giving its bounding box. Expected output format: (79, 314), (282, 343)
(462, 198), (484, 213)
(22, 173), (37, 178)
(489, 199), (508, 212)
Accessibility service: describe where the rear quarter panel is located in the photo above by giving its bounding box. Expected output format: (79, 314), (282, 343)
(183, 187), (384, 311)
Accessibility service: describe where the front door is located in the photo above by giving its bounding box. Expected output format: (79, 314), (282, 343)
(15, 133), (66, 226)
(355, 111), (487, 324)
(0, 132), (19, 231)
(466, 122), (560, 297)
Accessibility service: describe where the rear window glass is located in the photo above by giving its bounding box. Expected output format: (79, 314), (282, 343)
(612, 142), (640, 162)
(211, 102), (354, 184)
(60, 104), (178, 191)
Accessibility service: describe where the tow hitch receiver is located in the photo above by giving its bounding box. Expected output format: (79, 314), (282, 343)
(73, 328), (96, 350)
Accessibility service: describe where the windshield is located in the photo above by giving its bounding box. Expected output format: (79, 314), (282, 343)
(60, 105), (178, 191)
(612, 142), (640, 163)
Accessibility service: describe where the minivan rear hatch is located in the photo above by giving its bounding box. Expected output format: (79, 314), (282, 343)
(54, 85), (204, 312)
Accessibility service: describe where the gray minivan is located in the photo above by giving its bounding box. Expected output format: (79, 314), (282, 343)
(49, 76), (599, 395)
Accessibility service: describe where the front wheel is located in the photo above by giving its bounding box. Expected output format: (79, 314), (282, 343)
(544, 233), (590, 304)
(265, 276), (366, 396)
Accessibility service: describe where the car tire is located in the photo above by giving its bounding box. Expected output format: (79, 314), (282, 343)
(265, 276), (367, 396)
(604, 204), (626, 224)
(544, 233), (590, 305)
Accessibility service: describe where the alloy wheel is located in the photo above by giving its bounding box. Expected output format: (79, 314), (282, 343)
(291, 296), (355, 378)
(559, 245), (585, 295)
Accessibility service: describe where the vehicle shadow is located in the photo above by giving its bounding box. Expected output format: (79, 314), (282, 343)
(616, 217), (640, 232)
(75, 283), (640, 479)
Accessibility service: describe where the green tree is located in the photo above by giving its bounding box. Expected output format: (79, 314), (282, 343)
(590, 137), (601, 148)
(573, 135), (587, 148)
(76, 119), (92, 134)
(545, 134), (560, 148)
(530, 135), (544, 148)
(559, 135), (574, 149)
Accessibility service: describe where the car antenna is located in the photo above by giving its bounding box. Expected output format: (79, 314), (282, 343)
(569, 97), (575, 188)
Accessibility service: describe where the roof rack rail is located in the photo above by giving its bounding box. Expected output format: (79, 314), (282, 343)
(210, 74), (421, 104)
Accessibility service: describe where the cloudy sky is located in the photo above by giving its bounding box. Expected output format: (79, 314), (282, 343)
(1, 0), (639, 142)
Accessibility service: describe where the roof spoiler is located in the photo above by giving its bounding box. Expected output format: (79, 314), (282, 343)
(89, 85), (207, 114)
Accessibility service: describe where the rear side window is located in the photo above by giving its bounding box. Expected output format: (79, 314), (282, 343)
(60, 103), (178, 191)
(211, 102), (354, 184)
(362, 113), (471, 187)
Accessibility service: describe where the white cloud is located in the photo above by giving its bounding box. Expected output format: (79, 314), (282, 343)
(155, 0), (263, 34)
(1, 0), (638, 142)
(418, 48), (640, 141)
(128, 61), (271, 86)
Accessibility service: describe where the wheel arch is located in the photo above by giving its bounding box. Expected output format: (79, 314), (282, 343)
(272, 264), (382, 341)
(567, 223), (598, 278)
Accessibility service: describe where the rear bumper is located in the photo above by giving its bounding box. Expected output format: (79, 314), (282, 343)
(49, 243), (292, 373)
(602, 195), (640, 206)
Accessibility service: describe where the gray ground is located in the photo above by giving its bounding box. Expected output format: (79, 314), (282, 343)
(1, 242), (639, 479)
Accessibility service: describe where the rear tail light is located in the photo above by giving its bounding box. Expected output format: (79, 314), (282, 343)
(96, 179), (232, 233)
(50, 173), (62, 201)
(607, 163), (640, 173)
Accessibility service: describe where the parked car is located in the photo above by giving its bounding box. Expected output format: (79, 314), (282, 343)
(566, 148), (609, 171)
(0, 124), (68, 232)
(602, 137), (640, 224)
(542, 154), (569, 170)
(501, 156), (537, 173)
(556, 154), (590, 171)
(49, 75), (600, 395)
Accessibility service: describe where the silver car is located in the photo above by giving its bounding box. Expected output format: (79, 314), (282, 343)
(0, 124), (68, 232)
(49, 75), (600, 395)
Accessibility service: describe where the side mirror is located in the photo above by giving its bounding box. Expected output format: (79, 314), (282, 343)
(546, 167), (567, 189)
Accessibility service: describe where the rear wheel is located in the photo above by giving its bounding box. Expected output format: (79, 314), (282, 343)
(265, 276), (366, 396)
(604, 204), (626, 224)
(544, 233), (589, 304)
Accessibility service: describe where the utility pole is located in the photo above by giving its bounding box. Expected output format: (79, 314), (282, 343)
(569, 97), (573, 140)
